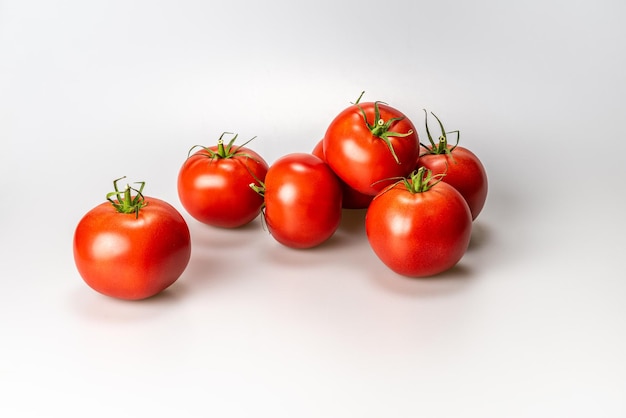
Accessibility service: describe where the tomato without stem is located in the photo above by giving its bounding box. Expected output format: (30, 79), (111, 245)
(323, 94), (420, 196)
(416, 111), (488, 220)
(365, 168), (472, 277)
(178, 133), (269, 228)
(312, 139), (373, 209)
(73, 178), (191, 300)
(255, 153), (343, 249)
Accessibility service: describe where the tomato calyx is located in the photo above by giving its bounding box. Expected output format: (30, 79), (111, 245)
(351, 90), (366, 105)
(357, 101), (414, 164)
(106, 177), (147, 218)
(404, 167), (446, 193)
(375, 167), (446, 199)
(248, 181), (268, 229)
(187, 132), (259, 161)
(249, 181), (265, 199)
(420, 110), (460, 156)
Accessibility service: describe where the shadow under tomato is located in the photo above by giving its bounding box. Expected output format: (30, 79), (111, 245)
(366, 260), (476, 298)
(467, 221), (490, 252)
(337, 208), (367, 235)
(188, 216), (265, 249)
(68, 281), (186, 323)
(261, 236), (340, 268)
(174, 240), (252, 295)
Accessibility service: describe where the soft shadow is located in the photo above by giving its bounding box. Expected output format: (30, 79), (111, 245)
(180, 216), (266, 289)
(337, 208), (367, 235)
(367, 261), (475, 298)
(68, 280), (186, 323)
(175, 247), (238, 291)
(262, 235), (346, 267)
(259, 209), (370, 266)
(189, 217), (264, 249)
(467, 221), (491, 252)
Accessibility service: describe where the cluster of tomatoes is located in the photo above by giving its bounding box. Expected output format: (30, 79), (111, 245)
(73, 93), (488, 300)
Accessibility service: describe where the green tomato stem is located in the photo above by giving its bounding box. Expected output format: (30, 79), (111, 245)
(249, 182), (265, 197)
(403, 167), (445, 194)
(358, 101), (414, 164)
(186, 132), (260, 161)
(421, 110), (460, 155)
(106, 177), (147, 218)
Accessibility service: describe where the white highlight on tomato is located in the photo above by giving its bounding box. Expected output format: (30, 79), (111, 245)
(340, 139), (369, 164)
(277, 183), (298, 204)
(92, 232), (130, 260)
(195, 173), (226, 189)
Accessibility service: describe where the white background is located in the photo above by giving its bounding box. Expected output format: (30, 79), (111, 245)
(1, 0), (625, 416)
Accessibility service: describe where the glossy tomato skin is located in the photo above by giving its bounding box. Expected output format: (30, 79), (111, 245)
(178, 147), (268, 228)
(264, 153), (342, 249)
(312, 139), (373, 209)
(73, 197), (191, 300)
(323, 101), (420, 196)
(365, 181), (472, 277)
(417, 145), (488, 220)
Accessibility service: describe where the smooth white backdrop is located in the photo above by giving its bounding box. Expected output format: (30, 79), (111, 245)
(1, 0), (625, 417)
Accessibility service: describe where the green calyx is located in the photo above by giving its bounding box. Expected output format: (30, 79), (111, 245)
(421, 109), (460, 156)
(402, 167), (445, 194)
(248, 181), (267, 212)
(106, 176), (147, 218)
(249, 181), (265, 198)
(187, 132), (258, 160)
(374, 167), (446, 200)
(357, 99), (414, 164)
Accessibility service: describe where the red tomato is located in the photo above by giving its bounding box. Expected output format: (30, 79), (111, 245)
(323, 94), (420, 196)
(177, 133), (269, 228)
(73, 178), (191, 300)
(365, 168), (472, 277)
(416, 111), (488, 220)
(256, 153), (343, 249)
(312, 139), (373, 209)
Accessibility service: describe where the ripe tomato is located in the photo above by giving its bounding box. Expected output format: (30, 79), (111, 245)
(323, 93), (420, 196)
(365, 168), (472, 277)
(254, 153), (343, 249)
(416, 111), (488, 220)
(177, 132), (269, 228)
(312, 139), (373, 209)
(73, 178), (191, 300)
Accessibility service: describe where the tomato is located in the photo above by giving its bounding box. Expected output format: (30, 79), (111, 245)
(73, 178), (191, 300)
(365, 168), (472, 277)
(323, 93), (420, 196)
(312, 139), (373, 209)
(416, 111), (488, 220)
(254, 153), (343, 249)
(177, 132), (269, 228)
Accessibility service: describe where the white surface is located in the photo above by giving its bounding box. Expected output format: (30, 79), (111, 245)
(1, 0), (625, 416)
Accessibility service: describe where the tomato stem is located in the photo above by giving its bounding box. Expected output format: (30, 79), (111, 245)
(249, 181), (267, 210)
(421, 110), (460, 155)
(358, 101), (414, 164)
(372, 167), (445, 200)
(186, 132), (259, 161)
(352, 91), (365, 105)
(403, 167), (446, 194)
(106, 177), (147, 218)
(216, 136), (228, 156)
(249, 182), (265, 197)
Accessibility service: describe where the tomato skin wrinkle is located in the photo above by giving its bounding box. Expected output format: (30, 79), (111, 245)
(73, 197), (191, 300)
(323, 101), (420, 196)
(365, 180), (472, 278)
(263, 153), (343, 249)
